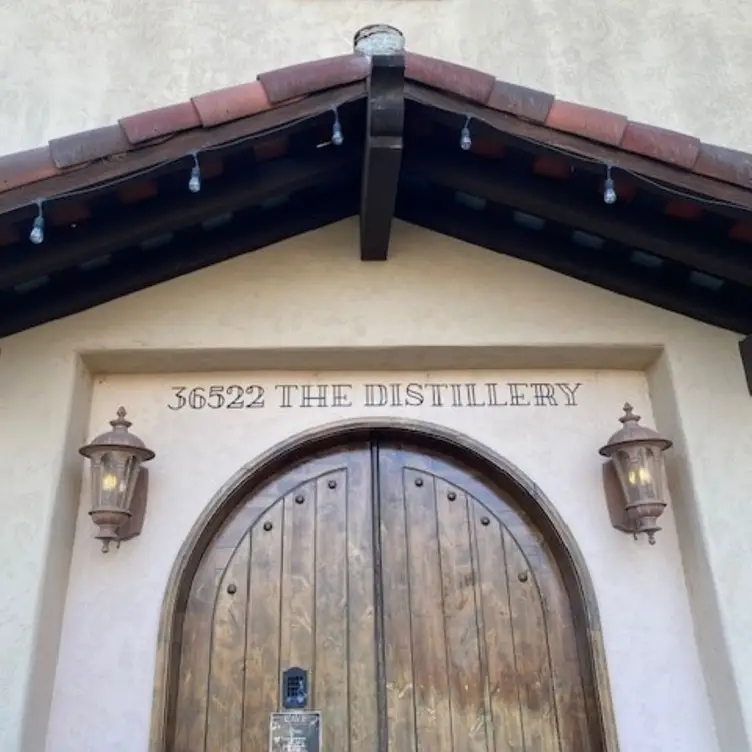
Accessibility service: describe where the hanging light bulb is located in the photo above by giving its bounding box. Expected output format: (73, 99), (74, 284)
(331, 108), (344, 146)
(603, 165), (617, 205)
(29, 200), (45, 245)
(460, 116), (472, 151)
(188, 153), (201, 193)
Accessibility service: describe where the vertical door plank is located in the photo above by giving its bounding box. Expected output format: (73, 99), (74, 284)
(314, 468), (350, 748)
(242, 500), (284, 750)
(346, 452), (379, 747)
(503, 528), (560, 752)
(470, 502), (525, 752)
(279, 483), (317, 680)
(403, 468), (453, 752)
(535, 550), (593, 752)
(435, 478), (489, 752)
(379, 449), (418, 750)
(173, 554), (222, 752)
(206, 533), (251, 751)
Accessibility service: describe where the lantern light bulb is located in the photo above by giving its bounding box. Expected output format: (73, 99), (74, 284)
(460, 127), (472, 151)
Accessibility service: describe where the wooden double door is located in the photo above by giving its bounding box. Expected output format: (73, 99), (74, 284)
(172, 438), (599, 751)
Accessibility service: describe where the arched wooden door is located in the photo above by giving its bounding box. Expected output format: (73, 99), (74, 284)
(171, 438), (601, 751)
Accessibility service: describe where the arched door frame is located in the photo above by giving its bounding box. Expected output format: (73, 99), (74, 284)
(149, 417), (620, 751)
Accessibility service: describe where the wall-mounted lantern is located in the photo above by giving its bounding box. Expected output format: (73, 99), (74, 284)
(599, 403), (673, 545)
(79, 407), (155, 553)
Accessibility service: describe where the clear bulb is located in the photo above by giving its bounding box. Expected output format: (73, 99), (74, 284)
(332, 123), (344, 146)
(603, 177), (617, 204)
(188, 165), (201, 193)
(460, 127), (472, 151)
(29, 216), (45, 244)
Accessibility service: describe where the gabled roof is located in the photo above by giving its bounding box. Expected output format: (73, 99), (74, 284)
(0, 25), (751, 376)
(1, 51), (750, 201)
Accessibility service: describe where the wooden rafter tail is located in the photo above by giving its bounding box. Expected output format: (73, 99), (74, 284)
(741, 336), (752, 394)
(359, 50), (405, 260)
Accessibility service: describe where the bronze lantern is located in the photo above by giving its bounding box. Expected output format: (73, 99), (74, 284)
(599, 403), (673, 545)
(79, 407), (155, 553)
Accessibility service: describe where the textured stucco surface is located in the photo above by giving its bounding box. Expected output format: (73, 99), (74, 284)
(0, 221), (751, 750)
(0, 1), (751, 156)
(45, 369), (716, 752)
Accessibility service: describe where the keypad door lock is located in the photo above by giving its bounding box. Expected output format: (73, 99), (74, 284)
(282, 667), (308, 709)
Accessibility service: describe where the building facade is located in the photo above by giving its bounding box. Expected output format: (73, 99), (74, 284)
(1, 7), (751, 752)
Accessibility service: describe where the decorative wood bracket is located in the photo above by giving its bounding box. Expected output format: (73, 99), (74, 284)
(741, 335), (752, 394)
(359, 49), (405, 260)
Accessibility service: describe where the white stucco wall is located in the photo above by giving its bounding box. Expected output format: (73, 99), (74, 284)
(44, 368), (716, 752)
(1, 221), (751, 751)
(0, 1), (751, 156)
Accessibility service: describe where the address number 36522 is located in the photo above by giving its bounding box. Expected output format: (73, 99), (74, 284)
(167, 385), (265, 411)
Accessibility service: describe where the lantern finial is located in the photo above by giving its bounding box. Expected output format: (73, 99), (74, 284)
(111, 406), (131, 428)
(620, 403), (638, 423)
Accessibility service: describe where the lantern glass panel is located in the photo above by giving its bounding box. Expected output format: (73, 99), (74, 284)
(613, 445), (663, 505)
(89, 449), (142, 511)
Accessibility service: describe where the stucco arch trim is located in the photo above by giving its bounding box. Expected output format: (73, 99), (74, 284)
(148, 416), (620, 751)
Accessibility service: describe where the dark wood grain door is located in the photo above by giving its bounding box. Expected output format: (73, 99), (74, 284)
(171, 439), (598, 751)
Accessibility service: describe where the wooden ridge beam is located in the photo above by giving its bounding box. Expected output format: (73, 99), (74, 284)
(0, 148), (359, 292)
(396, 188), (752, 334)
(359, 51), (405, 260)
(0, 182), (359, 338)
(405, 148), (752, 287)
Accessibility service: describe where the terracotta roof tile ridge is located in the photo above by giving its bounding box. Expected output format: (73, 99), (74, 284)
(0, 45), (750, 199)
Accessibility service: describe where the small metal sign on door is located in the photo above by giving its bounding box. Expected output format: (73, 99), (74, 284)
(269, 711), (321, 752)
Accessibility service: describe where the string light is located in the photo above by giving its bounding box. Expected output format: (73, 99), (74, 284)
(10, 99), (748, 229)
(29, 200), (45, 245)
(331, 108), (344, 146)
(188, 153), (201, 193)
(603, 164), (617, 205)
(460, 116), (472, 151)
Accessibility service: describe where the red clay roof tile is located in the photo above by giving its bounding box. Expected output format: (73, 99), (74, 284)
(621, 122), (700, 169)
(405, 52), (494, 104)
(0, 146), (61, 192)
(0, 38), (751, 206)
(48, 124), (131, 169)
(545, 100), (628, 146)
(258, 54), (370, 105)
(487, 80), (553, 124)
(120, 101), (201, 145)
(192, 81), (271, 128)
(694, 144), (752, 189)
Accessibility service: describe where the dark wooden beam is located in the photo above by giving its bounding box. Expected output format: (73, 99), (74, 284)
(0, 182), (358, 338)
(405, 84), (752, 216)
(396, 187), (752, 333)
(741, 336), (752, 394)
(0, 149), (359, 291)
(359, 52), (405, 260)
(405, 149), (752, 286)
(0, 83), (367, 219)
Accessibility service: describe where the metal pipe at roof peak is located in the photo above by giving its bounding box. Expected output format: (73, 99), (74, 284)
(353, 25), (406, 57)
